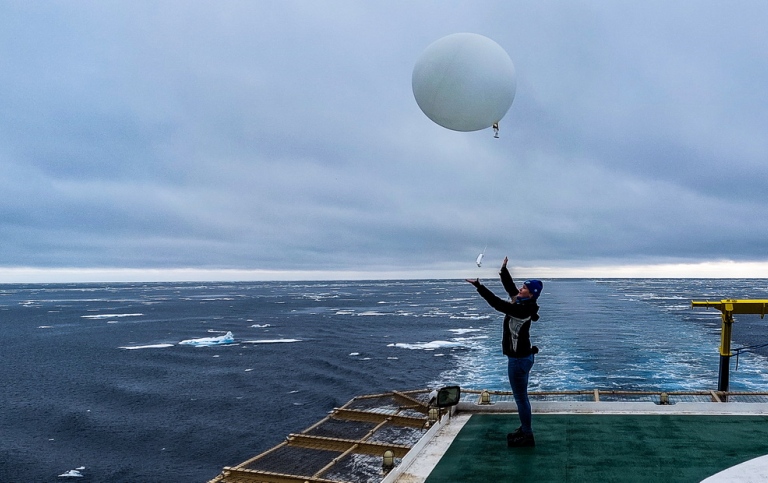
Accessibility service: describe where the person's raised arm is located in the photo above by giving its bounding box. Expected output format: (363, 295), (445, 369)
(499, 257), (519, 298)
(468, 277), (516, 315)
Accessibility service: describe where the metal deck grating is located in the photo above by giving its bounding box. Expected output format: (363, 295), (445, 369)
(306, 417), (379, 440)
(366, 422), (426, 446)
(210, 389), (432, 483)
(243, 445), (341, 475)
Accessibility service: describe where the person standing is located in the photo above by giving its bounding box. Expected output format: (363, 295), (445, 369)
(466, 257), (543, 447)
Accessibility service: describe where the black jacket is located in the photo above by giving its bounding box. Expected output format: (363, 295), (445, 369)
(473, 266), (540, 357)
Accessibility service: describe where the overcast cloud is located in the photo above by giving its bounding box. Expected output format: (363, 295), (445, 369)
(1, 1), (767, 282)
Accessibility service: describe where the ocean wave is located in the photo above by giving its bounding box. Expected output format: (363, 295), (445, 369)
(448, 328), (483, 335)
(241, 339), (301, 344)
(81, 313), (144, 319)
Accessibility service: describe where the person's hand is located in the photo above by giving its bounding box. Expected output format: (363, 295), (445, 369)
(465, 278), (481, 287)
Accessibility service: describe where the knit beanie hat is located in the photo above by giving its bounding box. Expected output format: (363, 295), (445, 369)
(524, 280), (543, 300)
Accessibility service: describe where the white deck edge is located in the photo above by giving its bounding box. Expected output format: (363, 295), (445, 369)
(383, 408), (470, 483)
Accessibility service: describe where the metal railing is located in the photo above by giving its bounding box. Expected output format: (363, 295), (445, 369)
(463, 388), (768, 405)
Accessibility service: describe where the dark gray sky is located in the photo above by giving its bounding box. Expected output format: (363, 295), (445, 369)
(2, 1), (767, 282)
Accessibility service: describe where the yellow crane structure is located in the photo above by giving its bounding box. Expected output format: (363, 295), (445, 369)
(691, 299), (768, 393)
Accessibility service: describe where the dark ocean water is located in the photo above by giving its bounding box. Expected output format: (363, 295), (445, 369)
(1, 279), (768, 482)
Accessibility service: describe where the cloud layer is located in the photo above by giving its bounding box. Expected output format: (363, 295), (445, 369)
(1, 1), (767, 281)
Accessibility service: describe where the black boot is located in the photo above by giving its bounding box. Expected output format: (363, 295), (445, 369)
(507, 432), (535, 447)
(506, 426), (523, 441)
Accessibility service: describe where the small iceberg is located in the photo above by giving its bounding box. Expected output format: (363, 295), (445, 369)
(58, 467), (85, 478)
(179, 331), (235, 347)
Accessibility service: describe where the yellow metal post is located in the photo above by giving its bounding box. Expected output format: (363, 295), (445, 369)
(718, 307), (734, 393)
(692, 300), (768, 394)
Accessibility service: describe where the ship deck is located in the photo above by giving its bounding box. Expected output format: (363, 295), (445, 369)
(408, 411), (768, 482)
(210, 389), (768, 483)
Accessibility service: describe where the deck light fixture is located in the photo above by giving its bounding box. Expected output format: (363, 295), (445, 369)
(428, 407), (439, 424)
(382, 450), (395, 471)
(480, 390), (491, 404)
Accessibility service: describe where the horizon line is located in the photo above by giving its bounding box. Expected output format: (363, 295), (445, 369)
(0, 260), (766, 283)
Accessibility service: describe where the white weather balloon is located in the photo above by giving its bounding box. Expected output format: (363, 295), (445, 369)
(412, 33), (516, 132)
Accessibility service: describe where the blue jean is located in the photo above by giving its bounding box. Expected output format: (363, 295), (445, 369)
(508, 354), (534, 434)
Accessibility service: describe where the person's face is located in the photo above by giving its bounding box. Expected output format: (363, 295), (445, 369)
(518, 284), (531, 298)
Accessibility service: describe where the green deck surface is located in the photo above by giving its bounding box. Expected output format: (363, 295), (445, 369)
(425, 413), (768, 482)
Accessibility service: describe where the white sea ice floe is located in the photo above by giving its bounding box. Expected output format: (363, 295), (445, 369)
(120, 344), (174, 350)
(81, 313), (143, 319)
(178, 331), (235, 347)
(58, 469), (84, 478)
(387, 341), (462, 350)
